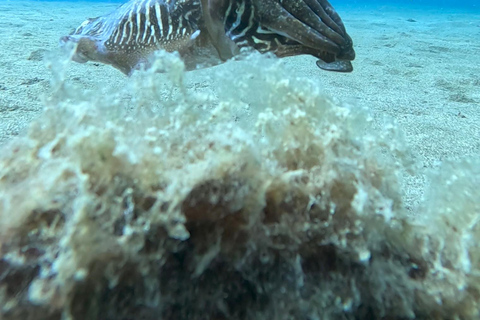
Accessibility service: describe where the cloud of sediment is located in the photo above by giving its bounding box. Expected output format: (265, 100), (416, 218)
(0, 49), (479, 320)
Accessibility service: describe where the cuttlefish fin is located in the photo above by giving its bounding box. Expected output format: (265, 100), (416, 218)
(200, 0), (240, 60)
(316, 59), (353, 72)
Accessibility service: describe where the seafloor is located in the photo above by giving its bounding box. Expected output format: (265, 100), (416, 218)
(1, 1), (479, 206)
(0, 1), (479, 319)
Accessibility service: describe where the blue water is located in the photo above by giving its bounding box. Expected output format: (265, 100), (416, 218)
(28, 0), (479, 11)
(344, 0), (478, 9)
(338, 0), (480, 11)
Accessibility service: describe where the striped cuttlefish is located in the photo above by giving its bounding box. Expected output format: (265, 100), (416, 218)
(61, 0), (355, 76)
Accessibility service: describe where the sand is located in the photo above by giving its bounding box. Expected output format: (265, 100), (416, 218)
(0, 0), (479, 212)
(1, 2), (480, 318)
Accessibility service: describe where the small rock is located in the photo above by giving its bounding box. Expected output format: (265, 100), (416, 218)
(28, 49), (47, 61)
(21, 77), (44, 86)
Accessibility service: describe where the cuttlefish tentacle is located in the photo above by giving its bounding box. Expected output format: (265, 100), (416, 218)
(61, 0), (355, 75)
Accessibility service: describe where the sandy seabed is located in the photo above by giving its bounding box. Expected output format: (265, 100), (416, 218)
(0, 1), (479, 208)
(0, 1), (480, 319)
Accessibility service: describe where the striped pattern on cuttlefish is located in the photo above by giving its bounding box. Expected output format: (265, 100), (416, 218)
(61, 0), (355, 76)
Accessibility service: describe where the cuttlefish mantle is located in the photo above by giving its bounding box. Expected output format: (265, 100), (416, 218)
(61, 0), (355, 75)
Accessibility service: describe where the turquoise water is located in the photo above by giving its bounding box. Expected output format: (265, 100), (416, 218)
(29, 0), (480, 10)
(343, 0), (478, 10)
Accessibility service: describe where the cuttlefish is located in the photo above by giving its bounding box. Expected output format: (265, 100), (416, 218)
(61, 0), (355, 76)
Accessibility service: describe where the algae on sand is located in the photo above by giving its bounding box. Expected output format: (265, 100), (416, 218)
(0, 50), (479, 320)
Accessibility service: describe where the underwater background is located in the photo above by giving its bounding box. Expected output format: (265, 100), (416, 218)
(0, 0), (479, 319)
(29, 0), (480, 10)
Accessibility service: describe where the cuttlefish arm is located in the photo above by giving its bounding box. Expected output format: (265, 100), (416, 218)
(254, 0), (338, 54)
(253, 0), (355, 72)
(279, 0), (346, 46)
(200, 0), (239, 60)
